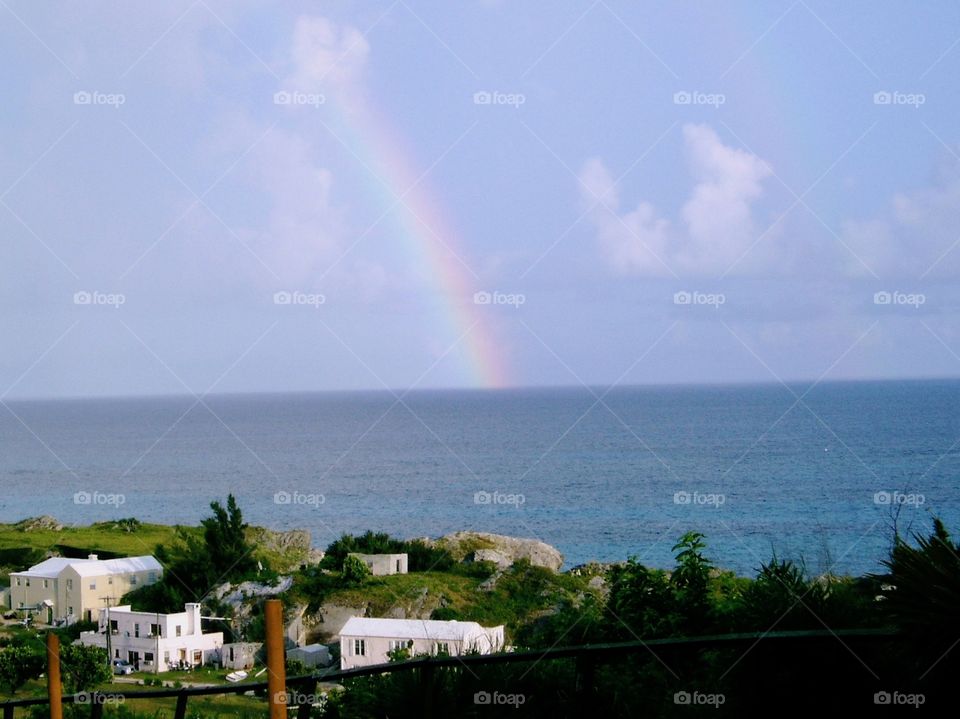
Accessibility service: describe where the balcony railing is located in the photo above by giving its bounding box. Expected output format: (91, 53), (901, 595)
(0, 628), (897, 719)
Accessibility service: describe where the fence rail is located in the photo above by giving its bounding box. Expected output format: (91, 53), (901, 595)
(0, 626), (898, 718)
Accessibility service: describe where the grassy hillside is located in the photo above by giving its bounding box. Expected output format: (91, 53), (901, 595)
(0, 518), (312, 583)
(292, 562), (598, 640)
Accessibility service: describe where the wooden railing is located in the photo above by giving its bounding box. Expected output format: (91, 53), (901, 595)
(0, 609), (897, 719)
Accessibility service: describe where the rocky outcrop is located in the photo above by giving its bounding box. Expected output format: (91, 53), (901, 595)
(313, 604), (368, 642)
(212, 576), (294, 607)
(437, 532), (564, 571)
(15, 516), (64, 532)
(245, 527), (323, 570)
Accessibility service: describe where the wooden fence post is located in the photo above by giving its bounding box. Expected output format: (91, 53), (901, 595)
(265, 599), (288, 719)
(421, 664), (434, 719)
(46, 632), (63, 719)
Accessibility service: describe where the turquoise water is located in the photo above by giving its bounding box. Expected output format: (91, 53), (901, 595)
(1, 380), (957, 575)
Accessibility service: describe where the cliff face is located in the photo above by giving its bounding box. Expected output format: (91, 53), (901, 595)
(243, 526), (324, 572)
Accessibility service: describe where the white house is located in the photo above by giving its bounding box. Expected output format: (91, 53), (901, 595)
(339, 617), (504, 669)
(347, 553), (408, 576)
(9, 555), (162, 625)
(78, 603), (223, 672)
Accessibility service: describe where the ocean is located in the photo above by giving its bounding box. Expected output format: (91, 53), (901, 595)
(1, 379), (958, 576)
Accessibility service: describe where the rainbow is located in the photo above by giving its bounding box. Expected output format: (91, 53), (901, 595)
(321, 91), (509, 389)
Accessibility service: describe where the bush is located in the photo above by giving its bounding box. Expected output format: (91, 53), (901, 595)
(341, 555), (372, 585)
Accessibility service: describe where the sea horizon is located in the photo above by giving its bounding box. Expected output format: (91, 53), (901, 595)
(2, 378), (956, 577)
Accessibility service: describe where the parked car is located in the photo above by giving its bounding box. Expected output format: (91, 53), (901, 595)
(112, 660), (135, 675)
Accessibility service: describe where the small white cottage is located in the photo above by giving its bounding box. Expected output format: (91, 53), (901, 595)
(340, 617), (504, 669)
(347, 553), (408, 576)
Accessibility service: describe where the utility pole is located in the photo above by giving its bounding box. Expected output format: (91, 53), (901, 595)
(102, 597), (116, 668)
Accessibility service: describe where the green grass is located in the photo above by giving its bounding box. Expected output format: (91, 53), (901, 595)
(0, 522), (189, 578)
(308, 564), (597, 638)
(0, 520), (311, 584)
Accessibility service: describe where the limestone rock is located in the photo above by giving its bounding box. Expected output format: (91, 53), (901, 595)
(437, 532), (564, 571)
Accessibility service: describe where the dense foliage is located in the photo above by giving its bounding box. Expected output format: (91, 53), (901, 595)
(122, 495), (265, 614)
(319, 521), (958, 717)
(321, 531), (455, 572)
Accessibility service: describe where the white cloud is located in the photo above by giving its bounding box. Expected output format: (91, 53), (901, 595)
(582, 124), (772, 275)
(287, 15), (370, 92)
(840, 159), (960, 277)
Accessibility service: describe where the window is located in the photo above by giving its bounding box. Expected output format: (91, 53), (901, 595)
(25, 579), (30, 587)
(148, 572), (157, 583)
(66, 579), (72, 590)
(108, 577), (113, 585)
(150, 623), (161, 638)
(163, 651), (170, 664)
(144, 652), (154, 664)
(89, 581), (96, 590)
(14, 578), (19, 587)
(68, 607), (74, 616)
(434, 642), (449, 656)
(43, 580), (49, 589)
(396, 559), (401, 572)
(353, 639), (365, 656)
(110, 620), (118, 634)
(388, 640), (413, 652)
(176, 625), (182, 637)
(134, 624), (140, 638)
(115, 650), (120, 659)
(130, 575), (138, 585)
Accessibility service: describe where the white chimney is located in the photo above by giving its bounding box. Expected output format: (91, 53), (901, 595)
(88, 554), (99, 560)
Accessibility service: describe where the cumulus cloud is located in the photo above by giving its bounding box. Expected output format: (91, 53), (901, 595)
(840, 158), (960, 277)
(286, 15), (370, 93)
(582, 124), (772, 275)
(233, 15), (381, 288)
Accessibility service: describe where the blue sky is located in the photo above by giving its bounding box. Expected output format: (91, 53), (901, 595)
(2, 0), (960, 398)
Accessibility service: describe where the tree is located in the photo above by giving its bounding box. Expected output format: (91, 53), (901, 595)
(341, 555), (372, 585)
(0, 644), (44, 694)
(880, 518), (960, 642)
(58, 644), (111, 695)
(123, 495), (262, 613)
(670, 531), (713, 631)
(202, 494), (257, 580)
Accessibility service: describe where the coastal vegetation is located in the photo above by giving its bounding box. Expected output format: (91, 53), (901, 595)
(0, 499), (957, 715)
